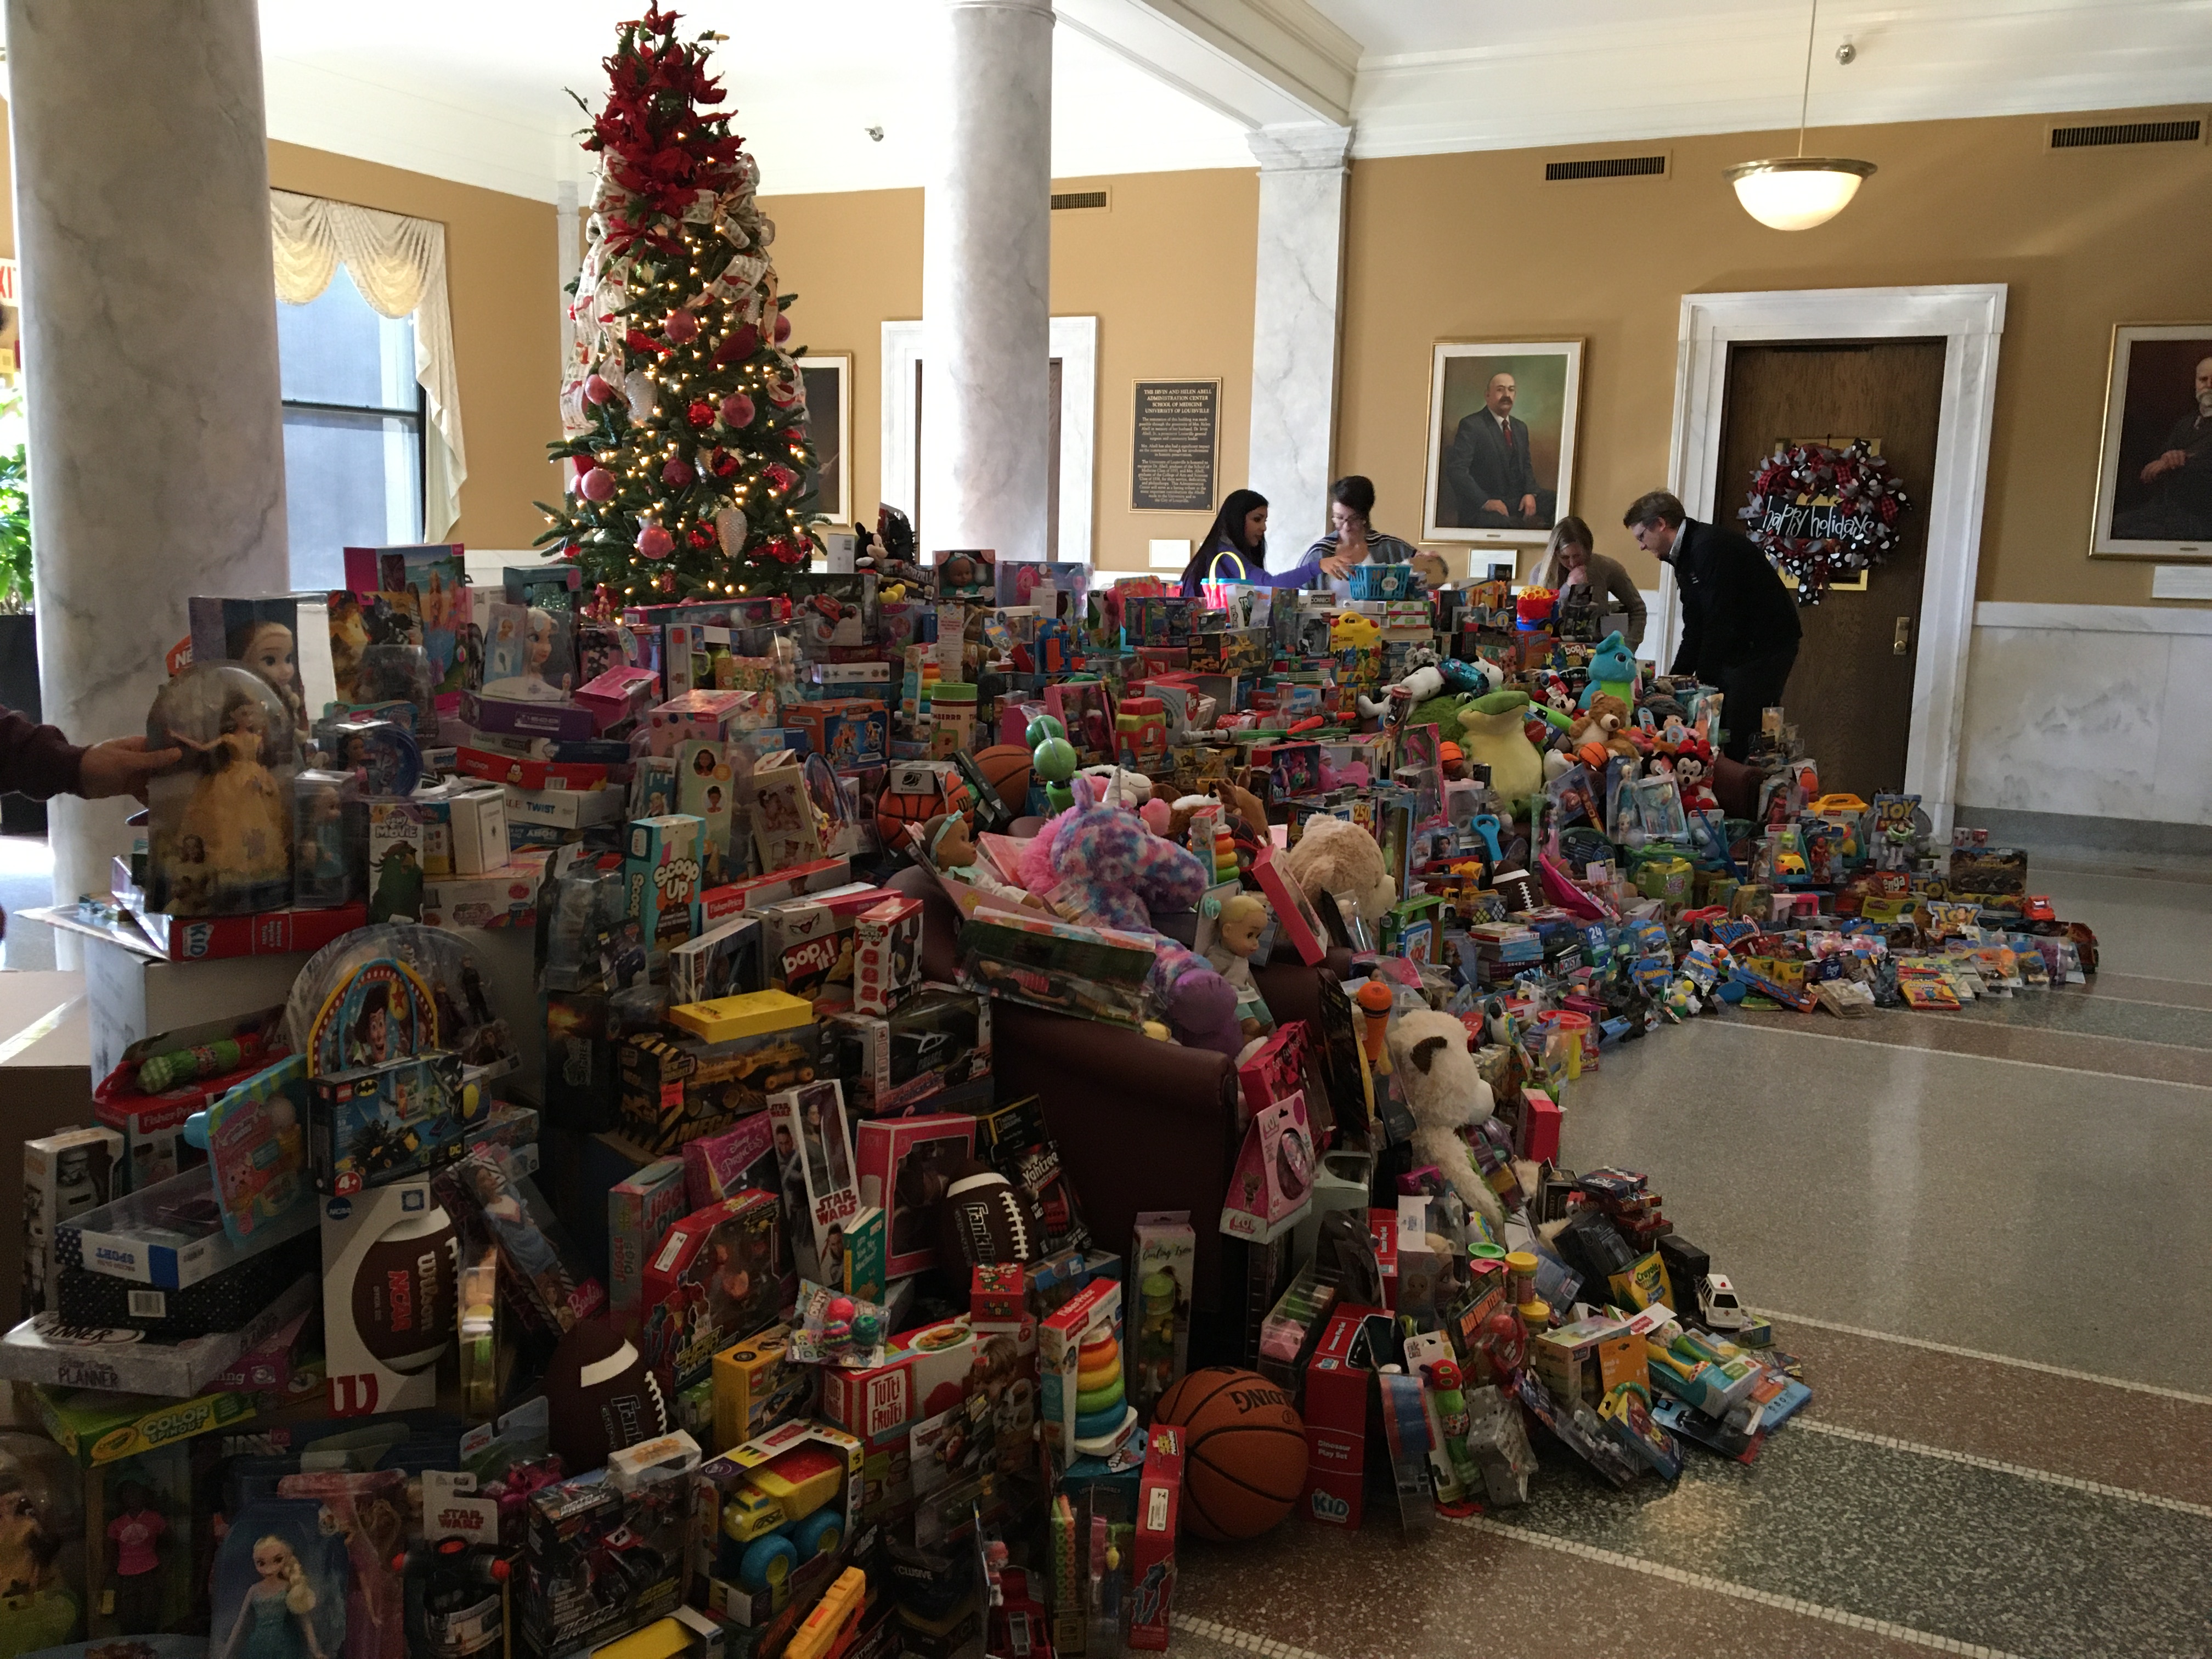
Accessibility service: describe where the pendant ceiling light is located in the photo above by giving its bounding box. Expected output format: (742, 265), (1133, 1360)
(1726, 0), (1875, 230)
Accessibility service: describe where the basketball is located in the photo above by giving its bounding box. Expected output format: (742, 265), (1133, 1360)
(1152, 1367), (1306, 1542)
(971, 745), (1035, 812)
(877, 760), (972, 847)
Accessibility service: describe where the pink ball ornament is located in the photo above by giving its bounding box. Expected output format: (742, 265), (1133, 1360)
(579, 466), (617, 502)
(664, 307), (699, 345)
(584, 374), (614, 405)
(662, 456), (695, 488)
(774, 312), (792, 344)
(636, 522), (674, 560)
(719, 393), (755, 428)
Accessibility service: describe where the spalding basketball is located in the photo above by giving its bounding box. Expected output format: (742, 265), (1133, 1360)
(877, 759), (973, 849)
(349, 1203), (458, 1375)
(1152, 1367), (1306, 1541)
(937, 1159), (1042, 1271)
(971, 745), (1035, 814)
(544, 1318), (668, 1471)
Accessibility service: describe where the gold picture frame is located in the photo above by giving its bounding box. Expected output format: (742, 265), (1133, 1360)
(1422, 338), (1584, 546)
(2089, 323), (2212, 561)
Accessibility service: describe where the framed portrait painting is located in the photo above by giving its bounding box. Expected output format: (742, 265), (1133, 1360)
(798, 352), (851, 526)
(1423, 340), (1584, 545)
(2091, 324), (2212, 560)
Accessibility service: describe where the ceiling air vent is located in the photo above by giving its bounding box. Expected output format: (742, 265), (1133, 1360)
(1544, 154), (1669, 183)
(2049, 117), (2202, 149)
(1050, 189), (1109, 211)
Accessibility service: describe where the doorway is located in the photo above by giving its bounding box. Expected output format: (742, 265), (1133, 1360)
(1715, 338), (1946, 799)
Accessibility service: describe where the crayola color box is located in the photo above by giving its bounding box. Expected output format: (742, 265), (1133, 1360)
(624, 814), (707, 958)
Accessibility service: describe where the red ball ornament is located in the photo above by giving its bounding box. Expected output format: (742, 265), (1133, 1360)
(719, 393), (755, 428)
(656, 571), (676, 594)
(579, 467), (617, 502)
(662, 456), (695, 488)
(686, 400), (715, 428)
(664, 307), (699, 345)
(711, 448), (740, 478)
(637, 522), (674, 560)
(584, 374), (615, 405)
(774, 312), (792, 344)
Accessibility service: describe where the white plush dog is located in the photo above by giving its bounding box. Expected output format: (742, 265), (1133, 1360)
(1386, 1008), (1505, 1234)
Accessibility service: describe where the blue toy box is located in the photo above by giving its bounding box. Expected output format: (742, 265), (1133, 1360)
(625, 813), (707, 957)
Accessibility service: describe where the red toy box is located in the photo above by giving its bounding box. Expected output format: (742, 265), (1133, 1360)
(1125, 1425), (1184, 1651)
(851, 896), (923, 1018)
(1301, 1303), (1385, 1528)
(638, 1190), (783, 1424)
(854, 1113), (977, 1280)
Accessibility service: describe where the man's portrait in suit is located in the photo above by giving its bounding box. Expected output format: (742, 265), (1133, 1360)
(1424, 341), (1583, 544)
(2095, 327), (2212, 556)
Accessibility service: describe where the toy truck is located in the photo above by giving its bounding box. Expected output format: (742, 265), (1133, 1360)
(1699, 1272), (1751, 1333)
(718, 1440), (848, 1594)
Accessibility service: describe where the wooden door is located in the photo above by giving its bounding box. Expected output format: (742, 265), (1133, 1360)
(1716, 338), (1946, 798)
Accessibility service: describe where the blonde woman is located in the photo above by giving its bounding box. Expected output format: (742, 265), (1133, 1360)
(1529, 516), (1647, 648)
(223, 1535), (326, 1659)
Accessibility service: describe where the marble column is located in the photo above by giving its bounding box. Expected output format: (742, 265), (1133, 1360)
(1248, 122), (1353, 556)
(922, 0), (1054, 563)
(8, 0), (291, 916)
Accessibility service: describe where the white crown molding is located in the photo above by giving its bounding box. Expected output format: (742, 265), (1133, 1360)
(1058, 0), (1358, 127)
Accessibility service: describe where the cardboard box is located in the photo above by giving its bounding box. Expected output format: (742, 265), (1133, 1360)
(1301, 1304), (1386, 1528)
(462, 690), (595, 742)
(125, 902), (368, 964)
(616, 1022), (821, 1156)
(0, 1268), (315, 1396)
(822, 985), (991, 1118)
(321, 1180), (454, 1416)
(609, 1158), (690, 1342)
(420, 854), (549, 930)
(1125, 1426), (1184, 1651)
(522, 1430), (699, 1656)
(23, 1127), (122, 1318)
(711, 1324), (811, 1453)
(669, 915), (766, 1007)
(455, 747), (610, 792)
(625, 815), (708, 957)
(667, 989), (815, 1047)
(768, 1081), (861, 1262)
(854, 1113), (977, 1280)
(58, 1163), (317, 1289)
(638, 1191), (783, 1398)
(691, 1420), (864, 1630)
(851, 897), (924, 1018)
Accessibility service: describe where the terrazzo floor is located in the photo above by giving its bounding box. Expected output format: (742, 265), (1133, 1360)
(1176, 866), (2212, 1659)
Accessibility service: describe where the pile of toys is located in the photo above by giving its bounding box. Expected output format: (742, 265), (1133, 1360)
(0, 523), (2099, 1659)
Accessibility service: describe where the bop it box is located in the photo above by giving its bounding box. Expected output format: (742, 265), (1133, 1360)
(625, 814), (707, 957)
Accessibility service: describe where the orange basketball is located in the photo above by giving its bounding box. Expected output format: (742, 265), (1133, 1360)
(1152, 1367), (1306, 1542)
(876, 762), (973, 850)
(972, 744), (1035, 813)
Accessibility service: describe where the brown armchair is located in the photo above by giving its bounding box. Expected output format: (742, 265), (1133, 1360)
(886, 863), (1349, 1363)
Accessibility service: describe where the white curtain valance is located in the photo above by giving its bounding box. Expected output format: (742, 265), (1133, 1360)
(270, 189), (467, 540)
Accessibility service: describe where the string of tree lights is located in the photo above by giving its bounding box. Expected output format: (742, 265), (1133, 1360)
(535, 4), (821, 610)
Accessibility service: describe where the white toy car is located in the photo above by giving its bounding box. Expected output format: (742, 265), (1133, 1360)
(1699, 1272), (1752, 1333)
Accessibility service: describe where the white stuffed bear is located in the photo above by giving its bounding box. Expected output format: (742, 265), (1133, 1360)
(1281, 814), (1397, 933)
(1386, 1008), (1505, 1234)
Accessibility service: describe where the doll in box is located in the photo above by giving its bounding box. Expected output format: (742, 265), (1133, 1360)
(149, 665), (296, 916)
(918, 814), (1042, 910)
(217, 1533), (331, 1659)
(467, 1156), (573, 1316)
(229, 616), (309, 741)
(0, 1436), (82, 1651)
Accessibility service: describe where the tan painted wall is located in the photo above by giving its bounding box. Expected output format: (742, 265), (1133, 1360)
(763, 168), (1260, 573)
(0, 105), (560, 552)
(1338, 109), (2212, 605)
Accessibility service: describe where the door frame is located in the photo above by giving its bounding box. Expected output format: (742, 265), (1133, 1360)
(1652, 284), (2006, 837)
(879, 315), (1098, 565)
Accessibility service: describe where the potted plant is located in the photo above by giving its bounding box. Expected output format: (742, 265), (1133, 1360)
(0, 402), (43, 833)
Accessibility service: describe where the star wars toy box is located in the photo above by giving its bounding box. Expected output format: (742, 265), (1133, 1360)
(308, 1051), (471, 1195)
(1125, 1424), (1184, 1651)
(321, 1177), (458, 1417)
(1301, 1304), (1388, 1529)
(639, 1190), (784, 1432)
(22, 1127), (123, 1319)
(855, 1113), (978, 1280)
(823, 985), (992, 1119)
(689, 1419), (864, 1631)
(609, 1157), (690, 1343)
(625, 814), (708, 960)
(523, 1429), (701, 1657)
(851, 896), (924, 1018)
(769, 1080), (863, 1278)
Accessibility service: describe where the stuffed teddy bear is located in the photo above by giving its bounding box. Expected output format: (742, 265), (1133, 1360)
(1280, 814), (1396, 934)
(1386, 1009), (1505, 1235)
(1570, 693), (1638, 770)
(1014, 775), (1243, 1057)
(1456, 689), (1547, 804)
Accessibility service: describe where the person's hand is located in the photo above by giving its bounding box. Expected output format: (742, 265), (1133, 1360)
(79, 735), (181, 804)
(1519, 494), (1537, 520)
(1319, 555), (1355, 578)
(2142, 448), (2189, 483)
(1482, 499), (1508, 517)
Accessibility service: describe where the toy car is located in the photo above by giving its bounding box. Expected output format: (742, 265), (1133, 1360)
(1699, 1272), (1751, 1333)
(720, 1441), (847, 1593)
(2022, 895), (2056, 922)
(1809, 793), (1869, 816)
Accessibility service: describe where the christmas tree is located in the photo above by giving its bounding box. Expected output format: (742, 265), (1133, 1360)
(537, 5), (819, 604)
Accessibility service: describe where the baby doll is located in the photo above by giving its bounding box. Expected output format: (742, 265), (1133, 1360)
(1203, 891), (1274, 1039)
(919, 813), (1043, 909)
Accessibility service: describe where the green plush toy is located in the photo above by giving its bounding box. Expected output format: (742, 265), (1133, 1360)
(1455, 689), (1548, 804)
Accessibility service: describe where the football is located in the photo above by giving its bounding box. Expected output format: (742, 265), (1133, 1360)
(544, 1318), (669, 1472)
(348, 1203), (458, 1374)
(936, 1159), (1043, 1269)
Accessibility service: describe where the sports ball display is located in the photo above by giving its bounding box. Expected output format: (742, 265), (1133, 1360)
(349, 1203), (459, 1374)
(876, 760), (973, 848)
(1152, 1367), (1306, 1541)
(543, 1318), (669, 1471)
(970, 745), (1035, 813)
(936, 1158), (1042, 1269)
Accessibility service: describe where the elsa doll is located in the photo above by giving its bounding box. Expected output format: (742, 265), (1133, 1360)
(221, 1536), (326, 1659)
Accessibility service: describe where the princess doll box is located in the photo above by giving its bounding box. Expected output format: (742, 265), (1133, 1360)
(133, 901), (368, 964)
(461, 690), (595, 743)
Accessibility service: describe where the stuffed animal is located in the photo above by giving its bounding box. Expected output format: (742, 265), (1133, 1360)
(1280, 814), (1396, 933)
(1456, 690), (1547, 805)
(1674, 736), (1719, 812)
(1570, 693), (1638, 770)
(1386, 1009), (1505, 1235)
(1578, 630), (1639, 709)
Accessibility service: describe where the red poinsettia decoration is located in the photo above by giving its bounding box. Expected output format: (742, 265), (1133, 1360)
(584, 5), (747, 255)
(762, 461), (799, 496)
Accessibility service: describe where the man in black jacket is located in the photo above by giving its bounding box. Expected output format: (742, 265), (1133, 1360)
(1443, 372), (1548, 529)
(1624, 490), (1801, 762)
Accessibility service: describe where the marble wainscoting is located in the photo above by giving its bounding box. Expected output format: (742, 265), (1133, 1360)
(1955, 602), (2212, 858)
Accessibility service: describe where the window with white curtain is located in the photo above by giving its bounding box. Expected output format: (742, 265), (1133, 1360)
(270, 190), (468, 590)
(278, 266), (425, 591)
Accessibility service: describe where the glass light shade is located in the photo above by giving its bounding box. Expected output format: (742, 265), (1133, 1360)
(1725, 157), (1876, 230)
